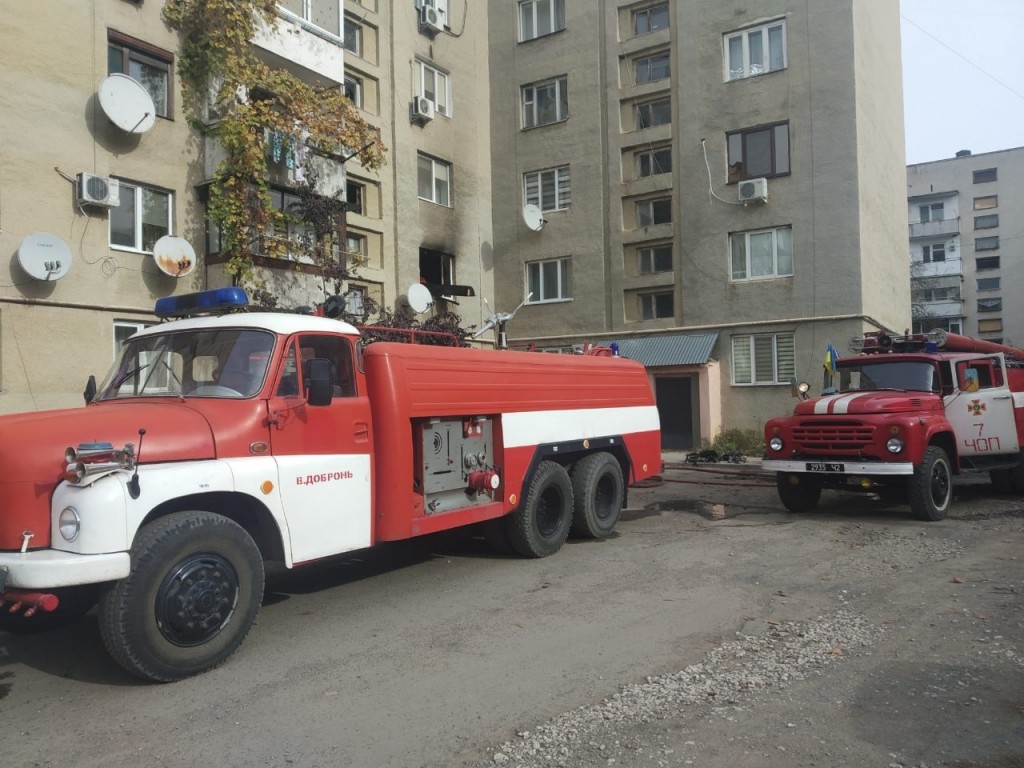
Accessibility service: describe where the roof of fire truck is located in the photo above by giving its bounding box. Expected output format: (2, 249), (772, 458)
(850, 329), (1024, 362)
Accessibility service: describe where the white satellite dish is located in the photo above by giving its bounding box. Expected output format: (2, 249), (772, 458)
(407, 283), (433, 313)
(522, 204), (546, 232)
(17, 232), (72, 281)
(152, 235), (196, 278)
(98, 74), (156, 134)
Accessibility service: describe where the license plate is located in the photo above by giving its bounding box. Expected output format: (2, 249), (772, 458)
(806, 462), (845, 472)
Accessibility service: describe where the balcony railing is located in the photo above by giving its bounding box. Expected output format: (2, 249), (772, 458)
(910, 257), (963, 278)
(909, 217), (960, 239)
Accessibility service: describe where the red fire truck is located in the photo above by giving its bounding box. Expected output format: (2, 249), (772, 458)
(763, 329), (1024, 521)
(0, 289), (660, 681)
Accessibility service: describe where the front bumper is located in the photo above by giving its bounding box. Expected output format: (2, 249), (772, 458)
(0, 549), (130, 591)
(762, 460), (915, 476)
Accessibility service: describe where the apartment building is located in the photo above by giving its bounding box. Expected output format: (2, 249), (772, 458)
(907, 146), (1024, 346)
(489, 0), (910, 447)
(0, 0), (493, 415)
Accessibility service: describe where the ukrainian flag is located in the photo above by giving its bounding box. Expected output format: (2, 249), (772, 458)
(824, 341), (840, 376)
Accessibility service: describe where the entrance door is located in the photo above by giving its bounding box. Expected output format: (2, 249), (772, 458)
(655, 377), (694, 450)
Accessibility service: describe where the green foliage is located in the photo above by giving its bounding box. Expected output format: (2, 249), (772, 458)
(698, 428), (764, 457)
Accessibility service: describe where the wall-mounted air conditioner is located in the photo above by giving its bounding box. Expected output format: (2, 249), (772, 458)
(411, 97), (435, 124)
(738, 177), (768, 204)
(76, 172), (121, 207)
(419, 4), (445, 35)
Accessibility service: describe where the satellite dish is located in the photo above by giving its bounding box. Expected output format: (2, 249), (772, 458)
(522, 204), (546, 232)
(407, 283), (433, 313)
(98, 74), (156, 134)
(152, 235), (196, 278)
(17, 232), (72, 281)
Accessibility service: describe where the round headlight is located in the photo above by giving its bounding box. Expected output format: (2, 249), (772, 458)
(769, 436), (784, 452)
(59, 506), (81, 542)
(886, 437), (904, 454)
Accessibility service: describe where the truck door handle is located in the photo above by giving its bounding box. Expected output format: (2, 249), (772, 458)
(354, 421), (370, 442)
(994, 394), (1011, 400)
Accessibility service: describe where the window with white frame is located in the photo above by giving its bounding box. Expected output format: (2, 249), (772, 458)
(635, 145), (671, 177)
(524, 166), (571, 212)
(912, 276), (961, 303)
(732, 332), (794, 385)
(346, 180), (365, 215)
(522, 76), (568, 128)
(420, 247), (455, 298)
(343, 75), (362, 107)
(730, 226), (793, 280)
(110, 181), (171, 253)
(636, 197), (672, 227)
(519, 0), (566, 42)
(419, 60), (450, 116)
(921, 242), (946, 263)
(343, 16), (362, 55)
(417, 153), (451, 206)
(633, 3), (668, 36)
(638, 244), (672, 274)
(345, 232), (367, 265)
(724, 19), (786, 80)
(914, 317), (962, 335)
(277, 0), (342, 37)
(639, 291), (673, 320)
(526, 256), (572, 302)
(635, 98), (670, 129)
(113, 320), (151, 359)
(918, 202), (944, 223)
(634, 51), (670, 84)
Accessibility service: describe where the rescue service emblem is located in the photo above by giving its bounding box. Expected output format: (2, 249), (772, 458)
(967, 399), (986, 416)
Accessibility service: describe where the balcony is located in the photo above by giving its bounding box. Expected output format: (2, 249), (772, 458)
(911, 257), (963, 279)
(250, 3), (345, 85)
(916, 299), (964, 318)
(909, 217), (960, 239)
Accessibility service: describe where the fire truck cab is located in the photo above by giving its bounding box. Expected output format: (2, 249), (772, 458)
(763, 329), (1024, 521)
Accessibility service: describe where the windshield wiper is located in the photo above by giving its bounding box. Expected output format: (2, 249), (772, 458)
(111, 363), (149, 389)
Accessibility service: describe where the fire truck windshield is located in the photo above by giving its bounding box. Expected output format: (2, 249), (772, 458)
(96, 328), (276, 400)
(837, 360), (939, 394)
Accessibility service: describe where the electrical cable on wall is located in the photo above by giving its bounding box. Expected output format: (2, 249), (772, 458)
(699, 139), (744, 206)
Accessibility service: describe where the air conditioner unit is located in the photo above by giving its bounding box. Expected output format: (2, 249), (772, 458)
(411, 97), (435, 124)
(419, 4), (445, 34)
(76, 172), (121, 207)
(738, 177), (768, 204)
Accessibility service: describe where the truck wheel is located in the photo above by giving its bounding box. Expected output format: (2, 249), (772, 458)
(570, 452), (624, 539)
(508, 460), (573, 558)
(1008, 452), (1024, 494)
(98, 511), (264, 682)
(0, 585), (99, 634)
(776, 473), (821, 513)
(909, 446), (952, 521)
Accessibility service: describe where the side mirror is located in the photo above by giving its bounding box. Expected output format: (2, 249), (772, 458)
(303, 358), (333, 407)
(83, 375), (97, 405)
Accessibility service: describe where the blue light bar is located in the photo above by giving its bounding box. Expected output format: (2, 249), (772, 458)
(154, 288), (249, 319)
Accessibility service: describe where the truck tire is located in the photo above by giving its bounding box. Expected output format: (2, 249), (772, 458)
(909, 446), (952, 521)
(0, 585), (99, 634)
(776, 473), (821, 513)
(1008, 451), (1024, 494)
(507, 460), (573, 558)
(569, 452), (624, 539)
(98, 511), (264, 682)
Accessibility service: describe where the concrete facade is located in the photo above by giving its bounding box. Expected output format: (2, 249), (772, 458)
(907, 146), (1024, 347)
(488, 0), (909, 444)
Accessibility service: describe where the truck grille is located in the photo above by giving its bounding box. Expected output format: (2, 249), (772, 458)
(792, 421), (874, 452)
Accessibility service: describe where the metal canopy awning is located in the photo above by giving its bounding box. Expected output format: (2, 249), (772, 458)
(612, 332), (718, 367)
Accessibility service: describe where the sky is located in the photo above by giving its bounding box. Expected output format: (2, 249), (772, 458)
(900, 0), (1024, 165)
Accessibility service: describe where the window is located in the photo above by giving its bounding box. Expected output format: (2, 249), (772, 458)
(978, 297), (1002, 313)
(732, 333), (794, 385)
(519, 0), (566, 41)
(638, 244), (672, 274)
(526, 257), (572, 302)
(420, 247), (455, 298)
(345, 180), (365, 215)
(633, 4), (669, 35)
(921, 243), (946, 263)
(278, 0), (342, 37)
(110, 181), (171, 253)
(918, 202), (944, 222)
(725, 19), (786, 80)
(634, 52), (670, 84)
(978, 319), (1003, 334)
(419, 61), (450, 116)
(113, 320), (151, 359)
(730, 226), (793, 280)
(345, 233), (367, 265)
(728, 123), (789, 182)
(977, 256), (1000, 270)
(635, 98), (671, 129)
(635, 146), (671, 177)
(974, 195), (998, 210)
(265, 188), (313, 259)
(977, 277), (1000, 292)
(343, 75), (362, 107)
(976, 236), (999, 251)
(108, 31), (172, 119)
(343, 17), (362, 55)
(524, 166), (571, 212)
(636, 197), (672, 227)
(639, 292), (674, 320)
(973, 168), (997, 183)
(914, 317), (962, 335)
(417, 154), (451, 206)
(974, 214), (998, 230)
(522, 76), (568, 128)
(912, 277), (960, 303)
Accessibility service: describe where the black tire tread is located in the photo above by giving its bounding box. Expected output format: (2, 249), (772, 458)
(569, 452), (624, 539)
(909, 446), (952, 521)
(507, 460), (573, 558)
